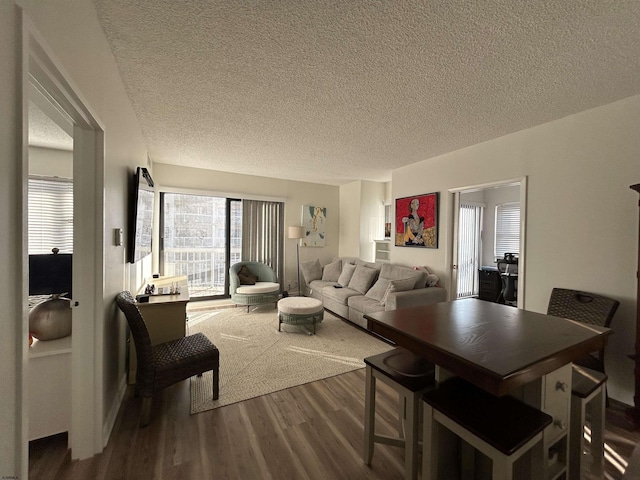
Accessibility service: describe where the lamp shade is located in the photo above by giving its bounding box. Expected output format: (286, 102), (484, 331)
(288, 226), (306, 239)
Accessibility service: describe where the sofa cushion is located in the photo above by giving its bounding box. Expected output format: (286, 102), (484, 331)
(356, 259), (383, 272)
(236, 282), (279, 294)
(348, 265), (379, 294)
(337, 263), (357, 286)
(334, 256), (357, 266)
(366, 264), (421, 301)
(305, 279), (334, 300)
(238, 265), (258, 285)
(322, 285), (361, 305)
(365, 277), (391, 302)
(322, 260), (342, 282)
(411, 265), (441, 288)
(300, 259), (322, 284)
(380, 263), (424, 288)
(348, 295), (386, 315)
(380, 277), (419, 305)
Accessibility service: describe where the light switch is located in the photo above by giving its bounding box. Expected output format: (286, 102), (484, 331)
(114, 228), (123, 246)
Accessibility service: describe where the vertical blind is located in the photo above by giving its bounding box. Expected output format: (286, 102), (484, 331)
(28, 177), (73, 254)
(241, 200), (284, 283)
(494, 202), (520, 259)
(457, 202), (483, 298)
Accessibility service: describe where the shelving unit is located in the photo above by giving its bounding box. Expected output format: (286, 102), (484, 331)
(28, 335), (72, 442)
(374, 239), (391, 263)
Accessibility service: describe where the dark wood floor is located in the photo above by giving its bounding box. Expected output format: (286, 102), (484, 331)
(30, 369), (640, 479)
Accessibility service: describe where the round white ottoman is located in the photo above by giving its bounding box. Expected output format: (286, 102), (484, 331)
(278, 297), (324, 334)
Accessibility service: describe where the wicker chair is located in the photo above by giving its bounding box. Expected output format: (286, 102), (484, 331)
(116, 291), (219, 426)
(229, 261), (280, 312)
(547, 288), (619, 373)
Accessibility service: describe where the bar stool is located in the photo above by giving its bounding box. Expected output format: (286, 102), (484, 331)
(570, 365), (608, 480)
(422, 377), (552, 480)
(363, 348), (435, 480)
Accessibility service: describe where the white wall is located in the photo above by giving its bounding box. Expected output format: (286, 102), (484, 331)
(360, 181), (386, 262)
(339, 181), (362, 258)
(392, 95), (640, 404)
(384, 181), (392, 205)
(0, 3), (25, 475)
(152, 163), (340, 292)
(29, 147), (73, 178)
(338, 180), (387, 261)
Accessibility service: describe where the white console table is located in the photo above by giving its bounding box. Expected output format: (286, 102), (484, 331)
(28, 335), (71, 442)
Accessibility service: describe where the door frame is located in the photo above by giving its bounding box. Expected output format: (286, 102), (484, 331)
(447, 176), (528, 308)
(22, 13), (105, 462)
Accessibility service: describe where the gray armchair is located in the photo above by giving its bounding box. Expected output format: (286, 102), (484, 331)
(229, 261), (280, 312)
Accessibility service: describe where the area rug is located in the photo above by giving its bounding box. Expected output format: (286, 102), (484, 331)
(189, 305), (393, 414)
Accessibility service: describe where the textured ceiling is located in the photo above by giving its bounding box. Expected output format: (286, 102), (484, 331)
(29, 101), (73, 152)
(93, 1), (640, 185)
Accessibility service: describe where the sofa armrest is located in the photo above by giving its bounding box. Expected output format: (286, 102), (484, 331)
(385, 287), (447, 310)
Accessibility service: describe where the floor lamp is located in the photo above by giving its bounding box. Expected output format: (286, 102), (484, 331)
(288, 226), (306, 295)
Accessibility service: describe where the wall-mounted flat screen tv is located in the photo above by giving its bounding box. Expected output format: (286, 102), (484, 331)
(128, 167), (154, 263)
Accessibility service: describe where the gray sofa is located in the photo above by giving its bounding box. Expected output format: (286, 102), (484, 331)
(300, 257), (447, 329)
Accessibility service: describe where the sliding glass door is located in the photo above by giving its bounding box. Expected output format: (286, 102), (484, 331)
(456, 202), (483, 298)
(160, 193), (241, 300)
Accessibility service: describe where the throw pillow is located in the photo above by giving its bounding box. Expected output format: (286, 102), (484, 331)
(365, 277), (391, 301)
(380, 277), (418, 306)
(322, 260), (342, 282)
(348, 265), (379, 294)
(410, 266), (429, 288)
(300, 259), (323, 285)
(426, 273), (440, 287)
(356, 259), (383, 273)
(412, 265), (439, 288)
(238, 265), (258, 285)
(337, 263), (356, 286)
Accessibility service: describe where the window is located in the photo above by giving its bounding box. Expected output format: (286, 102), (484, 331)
(28, 177), (73, 254)
(160, 193), (241, 299)
(494, 202), (520, 259)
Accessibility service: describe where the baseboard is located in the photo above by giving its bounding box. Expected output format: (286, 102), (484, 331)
(102, 373), (127, 448)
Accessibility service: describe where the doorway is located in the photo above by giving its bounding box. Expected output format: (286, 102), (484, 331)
(450, 177), (527, 307)
(23, 20), (105, 463)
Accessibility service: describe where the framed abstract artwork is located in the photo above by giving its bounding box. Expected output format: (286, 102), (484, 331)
(301, 205), (326, 247)
(395, 192), (439, 248)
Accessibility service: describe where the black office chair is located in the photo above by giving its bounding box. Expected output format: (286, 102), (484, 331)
(116, 291), (220, 426)
(496, 253), (518, 305)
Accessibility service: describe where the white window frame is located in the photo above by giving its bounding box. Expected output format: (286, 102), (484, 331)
(494, 202), (520, 260)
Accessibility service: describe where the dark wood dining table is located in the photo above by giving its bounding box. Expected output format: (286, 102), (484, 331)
(364, 298), (612, 397)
